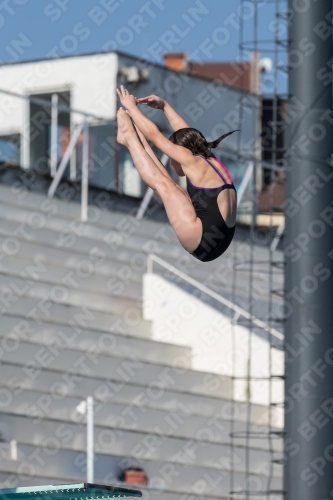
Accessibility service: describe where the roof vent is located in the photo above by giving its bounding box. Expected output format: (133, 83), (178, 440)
(119, 66), (150, 86)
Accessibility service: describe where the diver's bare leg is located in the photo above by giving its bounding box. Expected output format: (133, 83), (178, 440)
(117, 108), (202, 252)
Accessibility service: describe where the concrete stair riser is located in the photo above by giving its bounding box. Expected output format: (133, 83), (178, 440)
(0, 415), (283, 477)
(0, 238), (144, 287)
(0, 389), (281, 453)
(0, 340), (231, 398)
(0, 186), (284, 280)
(0, 227), (283, 304)
(0, 316), (191, 367)
(0, 363), (276, 428)
(0, 469), (282, 500)
(0, 185), (180, 243)
(0, 184), (284, 498)
(0, 212), (283, 298)
(0, 274), (141, 315)
(0, 204), (183, 261)
(0, 297), (151, 338)
(0, 444), (283, 497)
(0, 219), (194, 289)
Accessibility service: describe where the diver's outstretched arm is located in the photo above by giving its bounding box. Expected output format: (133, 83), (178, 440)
(136, 94), (189, 131)
(117, 86), (193, 168)
(128, 113), (185, 178)
(128, 114), (170, 178)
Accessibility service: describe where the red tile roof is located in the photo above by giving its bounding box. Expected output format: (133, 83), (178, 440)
(190, 62), (252, 91)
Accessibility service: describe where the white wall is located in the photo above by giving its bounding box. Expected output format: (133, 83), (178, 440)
(0, 52), (118, 135)
(0, 51), (260, 142)
(143, 273), (284, 426)
(0, 51), (260, 192)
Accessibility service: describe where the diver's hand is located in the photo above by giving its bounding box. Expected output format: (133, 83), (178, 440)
(116, 85), (137, 110)
(136, 95), (165, 110)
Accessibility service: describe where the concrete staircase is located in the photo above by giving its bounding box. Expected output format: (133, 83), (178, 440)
(0, 184), (283, 500)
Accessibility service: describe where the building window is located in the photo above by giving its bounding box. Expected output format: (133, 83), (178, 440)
(0, 134), (20, 165)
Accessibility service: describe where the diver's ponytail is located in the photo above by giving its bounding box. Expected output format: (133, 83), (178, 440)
(169, 127), (240, 159)
(206, 129), (240, 149)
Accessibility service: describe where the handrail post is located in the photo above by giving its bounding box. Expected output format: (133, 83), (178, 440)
(147, 253), (153, 274)
(270, 219), (285, 252)
(70, 111), (76, 181)
(237, 161), (254, 207)
(86, 396), (94, 483)
(50, 93), (58, 178)
(81, 119), (89, 222)
(136, 154), (169, 220)
(21, 95), (30, 170)
(48, 120), (84, 198)
(136, 187), (154, 221)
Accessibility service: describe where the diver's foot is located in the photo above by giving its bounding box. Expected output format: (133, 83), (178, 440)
(116, 108), (136, 147)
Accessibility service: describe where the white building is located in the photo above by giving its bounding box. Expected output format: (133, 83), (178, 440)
(0, 50), (259, 201)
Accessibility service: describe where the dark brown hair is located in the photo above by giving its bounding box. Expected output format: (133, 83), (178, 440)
(169, 127), (239, 158)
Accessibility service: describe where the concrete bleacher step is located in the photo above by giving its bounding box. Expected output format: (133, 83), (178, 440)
(0, 391), (253, 448)
(0, 297), (151, 338)
(0, 187), (284, 302)
(0, 183), (284, 498)
(0, 414), (283, 478)
(0, 339), (231, 399)
(0, 363), (279, 430)
(0, 202), (182, 261)
(0, 184), (284, 288)
(0, 468), (228, 500)
(0, 184), (180, 243)
(0, 316), (191, 368)
(0, 443), (283, 499)
(0, 236), (144, 286)
(0, 377), (281, 452)
(0, 184), (284, 277)
(0, 255), (143, 301)
(0, 215), (282, 304)
(0, 467), (283, 500)
(0, 273), (141, 315)
(0, 218), (184, 287)
(0, 188), (235, 277)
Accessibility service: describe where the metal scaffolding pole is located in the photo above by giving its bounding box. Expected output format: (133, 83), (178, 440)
(81, 119), (89, 223)
(50, 93), (58, 178)
(76, 397), (94, 483)
(48, 121), (84, 198)
(86, 396), (94, 484)
(284, 2), (333, 499)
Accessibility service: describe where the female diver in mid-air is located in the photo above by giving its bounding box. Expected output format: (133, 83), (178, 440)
(116, 85), (239, 263)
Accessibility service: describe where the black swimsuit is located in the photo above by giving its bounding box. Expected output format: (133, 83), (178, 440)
(186, 155), (236, 263)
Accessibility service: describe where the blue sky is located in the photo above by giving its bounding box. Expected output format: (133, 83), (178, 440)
(0, 0), (288, 93)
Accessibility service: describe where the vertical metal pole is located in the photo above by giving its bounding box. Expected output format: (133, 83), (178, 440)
(50, 93), (58, 178)
(10, 440), (17, 461)
(81, 119), (89, 222)
(21, 95), (30, 169)
(136, 153), (168, 219)
(70, 110), (77, 181)
(136, 187), (154, 220)
(284, 2), (333, 499)
(237, 161), (254, 207)
(86, 396), (94, 483)
(48, 121), (84, 198)
(147, 254), (153, 274)
(114, 122), (119, 192)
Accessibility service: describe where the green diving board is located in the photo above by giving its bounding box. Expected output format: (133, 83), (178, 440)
(0, 483), (142, 500)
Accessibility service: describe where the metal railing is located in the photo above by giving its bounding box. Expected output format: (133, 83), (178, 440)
(0, 87), (115, 222)
(147, 253), (284, 341)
